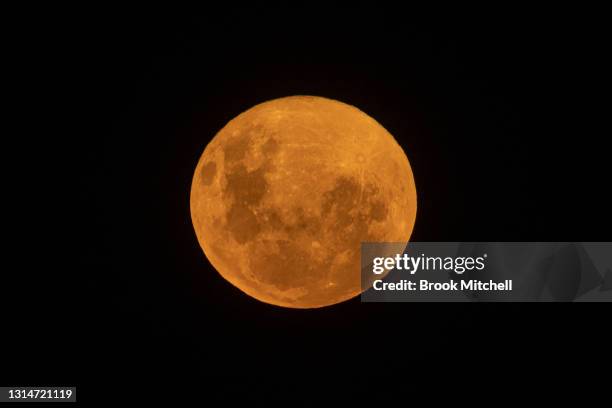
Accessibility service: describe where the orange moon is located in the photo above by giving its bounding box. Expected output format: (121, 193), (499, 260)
(190, 96), (417, 308)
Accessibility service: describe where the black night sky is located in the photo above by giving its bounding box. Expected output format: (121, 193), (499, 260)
(7, 4), (609, 403)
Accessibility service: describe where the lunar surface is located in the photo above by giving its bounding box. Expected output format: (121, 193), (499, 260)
(190, 96), (417, 308)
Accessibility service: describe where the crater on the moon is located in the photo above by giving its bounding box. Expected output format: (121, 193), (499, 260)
(190, 96), (417, 308)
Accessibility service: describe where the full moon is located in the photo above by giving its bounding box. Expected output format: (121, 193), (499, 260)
(190, 96), (417, 308)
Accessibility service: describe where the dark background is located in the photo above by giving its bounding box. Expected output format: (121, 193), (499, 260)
(7, 4), (609, 402)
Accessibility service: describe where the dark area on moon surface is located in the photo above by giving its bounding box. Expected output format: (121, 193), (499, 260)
(12, 4), (609, 402)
